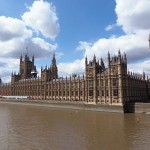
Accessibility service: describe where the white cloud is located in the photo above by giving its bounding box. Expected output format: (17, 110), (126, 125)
(32, 38), (57, 51)
(59, 0), (150, 76)
(22, 0), (60, 39)
(0, 16), (32, 41)
(128, 60), (150, 77)
(76, 41), (92, 51)
(58, 59), (85, 77)
(115, 0), (150, 33)
(78, 30), (149, 63)
(0, 58), (19, 82)
(105, 24), (116, 31)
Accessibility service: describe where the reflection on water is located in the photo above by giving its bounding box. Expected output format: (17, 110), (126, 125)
(0, 103), (150, 150)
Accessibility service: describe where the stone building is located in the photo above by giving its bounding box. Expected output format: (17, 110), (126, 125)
(0, 51), (150, 105)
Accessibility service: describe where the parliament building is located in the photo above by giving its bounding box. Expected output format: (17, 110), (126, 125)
(0, 49), (150, 105)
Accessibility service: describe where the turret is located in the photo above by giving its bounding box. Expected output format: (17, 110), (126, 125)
(93, 54), (96, 64)
(100, 57), (105, 71)
(118, 49), (121, 58)
(118, 49), (121, 63)
(143, 71), (145, 80)
(124, 52), (127, 64)
(85, 56), (88, 65)
(52, 52), (56, 66)
(32, 55), (34, 64)
(20, 55), (22, 63)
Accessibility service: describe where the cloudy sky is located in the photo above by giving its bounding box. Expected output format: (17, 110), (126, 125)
(0, 0), (150, 82)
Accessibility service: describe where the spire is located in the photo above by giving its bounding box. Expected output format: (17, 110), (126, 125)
(32, 55), (34, 62)
(32, 55), (34, 68)
(108, 51), (110, 58)
(124, 52), (127, 64)
(85, 56), (88, 65)
(101, 57), (105, 70)
(118, 49), (121, 55)
(52, 51), (56, 66)
(118, 49), (121, 59)
(113, 54), (116, 62)
(51, 51), (58, 79)
(20, 55), (22, 62)
(93, 54), (96, 64)
(108, 51), (110, 64)
(143, 71), (145, 80)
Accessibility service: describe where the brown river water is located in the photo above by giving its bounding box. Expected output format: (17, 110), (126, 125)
(0, 103), (150, 150)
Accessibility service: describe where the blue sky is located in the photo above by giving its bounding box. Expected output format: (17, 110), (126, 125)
(53, 0), (121, 62)
(0, 0), (150, 82)
(0, 0), (117, 61)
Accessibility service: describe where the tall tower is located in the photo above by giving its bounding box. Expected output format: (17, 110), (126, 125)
(41, 51), (58, 81)
(85, 55), (103, 103)
(19, 54), (36, 79)
(108, 50), (127, 104)
(50, 52), (58, 79)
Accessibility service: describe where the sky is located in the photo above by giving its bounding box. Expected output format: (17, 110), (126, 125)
(0, 0), (150, 82)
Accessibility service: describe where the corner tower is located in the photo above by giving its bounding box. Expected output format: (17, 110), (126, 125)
(108, 50), (127, 104)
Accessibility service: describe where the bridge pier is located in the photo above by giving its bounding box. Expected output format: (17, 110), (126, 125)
(123, 102), (135, 113)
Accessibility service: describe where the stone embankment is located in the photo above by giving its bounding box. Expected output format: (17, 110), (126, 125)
(0, 98), (150, 114)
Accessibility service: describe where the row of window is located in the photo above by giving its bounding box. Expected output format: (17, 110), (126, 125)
(89, 79), (118, 87)
(89, 89), (118, 97)
(48, 91), (83, 96)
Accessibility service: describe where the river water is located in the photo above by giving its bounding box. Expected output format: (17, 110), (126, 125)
(0, 103), (150, 150)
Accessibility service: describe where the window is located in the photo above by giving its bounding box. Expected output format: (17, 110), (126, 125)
(97, 81), (99, 87)
(101, 80), (104, 86)
(105, 80), (108, 86)
(113, 79), (117, 86)
(88, 80), (93, 88)
(72, 91), (74, 96)
(106, 90), (109, 96)
(97, 90), (99, 96)
(102, 90), (104, 96)
(113, 89), (118, 96)
(76, 91), (78, 95)
(89, 90), (93, 96)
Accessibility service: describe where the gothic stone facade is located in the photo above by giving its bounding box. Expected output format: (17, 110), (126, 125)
(0, 51), (150, 105)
